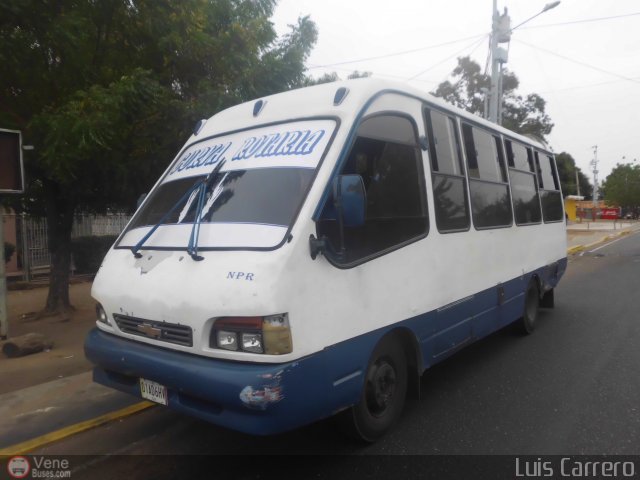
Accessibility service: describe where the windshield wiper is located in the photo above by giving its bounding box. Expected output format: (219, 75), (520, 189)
(131, 160), (226, 260)
(131, 179), (203, 259)
(187, 159), (226, 261)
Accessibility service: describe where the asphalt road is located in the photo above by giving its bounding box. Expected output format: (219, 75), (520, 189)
(35, 232), (640, 477)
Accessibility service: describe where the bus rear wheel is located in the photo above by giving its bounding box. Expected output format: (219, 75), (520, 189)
(342, 335), (407, 442)
(519, 280), (539, 334)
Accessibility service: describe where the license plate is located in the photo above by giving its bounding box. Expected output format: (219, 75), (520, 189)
(139, 378), (168, 405)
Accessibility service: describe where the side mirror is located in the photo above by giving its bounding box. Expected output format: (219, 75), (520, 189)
(310, 174), (366, 260)
(336, 174), (366, 227)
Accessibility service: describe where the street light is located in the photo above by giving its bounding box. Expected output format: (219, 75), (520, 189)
(487, 1), (561, 124)
(511, 1), (561, 31)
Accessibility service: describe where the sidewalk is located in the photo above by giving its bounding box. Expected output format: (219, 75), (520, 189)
(0, 281), (149, 453)
(0, 281), (95, 393)
(566, 220), (640, 253)
(1, 223), (639, 454)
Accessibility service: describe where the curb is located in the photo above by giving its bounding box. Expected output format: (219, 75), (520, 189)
(567, 244), (585, 255)
(0, 401), (154, 457)
(567, 229), (636, 255)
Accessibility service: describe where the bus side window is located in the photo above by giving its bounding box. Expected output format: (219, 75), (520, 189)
(536, 151), (564, 222)
(425, 108), (470, 233)
(462, 123), (513, 229)
(506, 139), (542, 225)
(317, 114), (428, 264)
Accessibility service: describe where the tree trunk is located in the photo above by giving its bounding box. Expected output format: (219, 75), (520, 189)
(43, 181), (76, 316)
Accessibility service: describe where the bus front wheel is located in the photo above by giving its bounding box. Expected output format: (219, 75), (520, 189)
(342, 335), (407, 442)
(519, 280), (539, 334)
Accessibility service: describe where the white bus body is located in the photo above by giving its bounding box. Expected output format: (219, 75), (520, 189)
(85, 79), (566, 440)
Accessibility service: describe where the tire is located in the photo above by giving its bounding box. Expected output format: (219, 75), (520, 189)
(540, 288), (555, 308)
(341, 335), (408, 442)
(519, 279), (540, 334)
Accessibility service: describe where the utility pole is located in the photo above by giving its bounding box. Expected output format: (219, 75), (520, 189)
(0, 208), (6, 339)
(0, 128), (26, 340)
(487, 1), (561, 124)
(488, 1), (511, 124)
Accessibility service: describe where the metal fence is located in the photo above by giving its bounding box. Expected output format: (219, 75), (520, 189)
(3, 213), (132, 280)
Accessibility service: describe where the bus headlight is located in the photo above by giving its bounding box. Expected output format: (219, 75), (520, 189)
(211, 314), (292, 355)
(241, 333), (263, 353)
(217, 331), (239, 351)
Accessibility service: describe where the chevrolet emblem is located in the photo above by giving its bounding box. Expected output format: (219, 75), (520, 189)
(137, 323), (162, 339)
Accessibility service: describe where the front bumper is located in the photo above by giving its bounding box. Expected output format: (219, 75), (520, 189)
(84, 328), (338, 435)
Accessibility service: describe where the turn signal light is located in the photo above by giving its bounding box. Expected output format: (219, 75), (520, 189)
(211, 314), (292, 355)
(96, 303), (110, 325)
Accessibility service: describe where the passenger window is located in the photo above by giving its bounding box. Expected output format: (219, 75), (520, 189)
(506, 140), (541, 225)
(462, 124), (506, 182)
(505, 140), (532, 172)
(462, 124), (512, 229)
(535, 151), (564, 222)
(427, 110), (462, 175)
(317, 114), (428, 264)
(425, 108), (470, 232)
(536, 152), (558, 190)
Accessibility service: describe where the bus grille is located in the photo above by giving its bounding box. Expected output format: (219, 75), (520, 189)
(113, 314), (193, 347)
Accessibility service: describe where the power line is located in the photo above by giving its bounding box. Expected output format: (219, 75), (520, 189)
(538, 76), (640, 94)
(408, 35), (489, 81)
(513, 39), (640, 85)
(520, 11), (640, 29)
(307, 12), (640, 71)
(308, 33), (487, 69)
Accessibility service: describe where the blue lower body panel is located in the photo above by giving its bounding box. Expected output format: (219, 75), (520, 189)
(85, 329), (342, 435)
(85, 258), (567, 436)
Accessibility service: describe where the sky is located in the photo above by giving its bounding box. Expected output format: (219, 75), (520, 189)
(271, 0), (640, 186)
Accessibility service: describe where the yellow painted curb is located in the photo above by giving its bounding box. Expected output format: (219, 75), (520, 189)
(567, 228), (637, 255)
(567, 245), (584, 255)
(0, 401), (154, 457)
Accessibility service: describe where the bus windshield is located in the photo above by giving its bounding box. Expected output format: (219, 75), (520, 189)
(118, 119), (336, 250)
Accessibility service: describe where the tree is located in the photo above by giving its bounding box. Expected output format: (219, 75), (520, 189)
(0, 0), (317, 316)
(303, 70), (371, 86)
(601, 162), (640, 210)
(432, 56), (553, 139)
(555, 152), (592, 198)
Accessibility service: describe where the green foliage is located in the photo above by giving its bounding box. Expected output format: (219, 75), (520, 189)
(1, 0), (318, 211)
(432, 57), (489, 114)
(0, 0), (318, 311)
(555, 152), (592, 198)
(601, 163), (640, 208)
(4, 242), (15, 264)
(303, 70), (372, 86)
(71, 235), (118, 274)
(347, 71), (372, 80)
(432, 56), (553, 139)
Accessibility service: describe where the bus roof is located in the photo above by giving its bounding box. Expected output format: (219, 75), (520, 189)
(198, 78), (551, 154)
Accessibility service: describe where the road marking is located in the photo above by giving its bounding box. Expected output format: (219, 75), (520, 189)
(589, 231), (637, 253)
(0, 401), (154, 457)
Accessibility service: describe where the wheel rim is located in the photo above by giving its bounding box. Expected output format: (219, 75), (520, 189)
(365, 359), (397, 417)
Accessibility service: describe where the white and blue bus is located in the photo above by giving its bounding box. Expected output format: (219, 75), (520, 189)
(85, 79), (566, 441)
